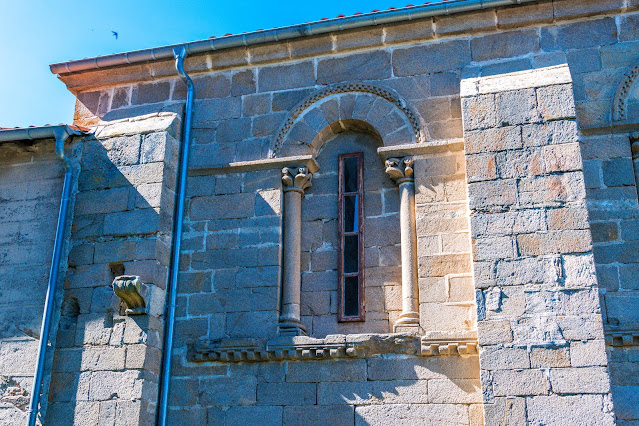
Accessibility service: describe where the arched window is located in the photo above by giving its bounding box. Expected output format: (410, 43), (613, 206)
(300, 131), (401, 337)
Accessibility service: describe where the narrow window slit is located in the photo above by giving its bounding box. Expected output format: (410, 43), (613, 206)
(338, 152), (365, 322)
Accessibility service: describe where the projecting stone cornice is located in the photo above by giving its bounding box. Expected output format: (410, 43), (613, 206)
(605, 328), (639, 347)
(188, 154), (320, 174)
(188, 332), (478, 363)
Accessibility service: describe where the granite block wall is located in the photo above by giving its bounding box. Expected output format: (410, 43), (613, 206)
(168, 355), (482, 425)
(461, 64), (614, 425)
(0, 137), (80, 424)
(25, 0), (639, 424)
(46, 114), (180, 425)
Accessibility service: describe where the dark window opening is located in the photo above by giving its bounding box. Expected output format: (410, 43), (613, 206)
(338, 152), (365, 321)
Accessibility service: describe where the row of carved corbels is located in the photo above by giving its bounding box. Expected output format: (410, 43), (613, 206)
(188, 334), (479, 363)
(277, 156), (420, 336)
(606, 329), (639, 347)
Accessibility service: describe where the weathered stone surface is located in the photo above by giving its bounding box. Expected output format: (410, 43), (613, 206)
(317, 51), (391, 84)
(258, 62), (315, 92)
(286, 359), (366, 382)
(393, 40), (471, 76)
(529, 345), (571, 368)
(227, 406), (282, 426)
(199, 376), (257, 406)
(355, 404), (469, 425)
(480, 347), (530, 370)
(132, 82), (170, 105)
(318, 380), (429, 405)
(257, 382), (316, 406)
(527, 395), (615, 425)
(550, 366), (611, 394)
(492, 369), (550, 396)
(283, 405), (354, 426)
(428, 379), (482, 403)
(471, 30), (540, 62)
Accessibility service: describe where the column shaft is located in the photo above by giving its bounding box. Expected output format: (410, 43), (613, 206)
(398, 180), (419, 322)
(279, 167), (312, 336)
(281, 189), (303, 328)
(385, 157), (420, 332)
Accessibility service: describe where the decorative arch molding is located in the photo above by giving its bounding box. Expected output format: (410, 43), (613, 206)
(269, 83), (426, 158)
(613, 60), (639, 121)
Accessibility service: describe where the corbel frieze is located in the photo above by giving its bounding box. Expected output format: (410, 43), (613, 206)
(188, 333), (479, 363)
(606, 329), (639, 347)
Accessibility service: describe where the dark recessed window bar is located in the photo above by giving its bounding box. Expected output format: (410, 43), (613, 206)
(338, 152), (365, 322)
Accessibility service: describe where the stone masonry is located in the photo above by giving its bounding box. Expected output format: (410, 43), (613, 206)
(0, 137), (80, 424)
(461, 64), (614, 425)
(1, 0), (639, 424)
(46, 114), (180, 425)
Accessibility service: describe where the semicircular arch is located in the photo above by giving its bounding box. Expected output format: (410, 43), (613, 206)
(269, 83), (427, 158)
(613, 61), (639, 121)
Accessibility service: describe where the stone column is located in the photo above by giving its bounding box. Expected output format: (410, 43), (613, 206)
(385, 157), (420, 332)
(279, 167), (312, 336)
(632, 132), (639, 193)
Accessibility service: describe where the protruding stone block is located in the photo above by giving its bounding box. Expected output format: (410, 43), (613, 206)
(112, 275), (147, 315)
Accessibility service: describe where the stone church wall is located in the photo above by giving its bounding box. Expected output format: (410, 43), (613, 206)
(17, 0), (639, 424)
(0, 138), (80, 424)
(45, 114), (180, 425)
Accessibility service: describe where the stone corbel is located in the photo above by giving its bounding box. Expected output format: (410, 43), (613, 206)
(385, 157), (420, 333)
(112, 275), (147, 315)
(279, 166), (312, 336)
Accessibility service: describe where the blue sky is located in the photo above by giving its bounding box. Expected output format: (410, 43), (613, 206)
(0, 0), (418, 127)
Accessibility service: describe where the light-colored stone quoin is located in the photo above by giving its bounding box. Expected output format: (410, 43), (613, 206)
(385, 157), (420, 332)
(279, 166), (312, 336)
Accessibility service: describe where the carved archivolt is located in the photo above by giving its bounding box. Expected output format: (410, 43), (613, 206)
(270, 83), (426, 158)
(613, 61), (639, 121)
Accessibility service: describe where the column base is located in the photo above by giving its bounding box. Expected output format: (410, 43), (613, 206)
(393, 323), (421, 334)
(393, 312), (420, 333)
(278, 321), (307, 337)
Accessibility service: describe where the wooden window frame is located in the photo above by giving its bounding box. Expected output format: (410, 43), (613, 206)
(337, 152), (365, 322)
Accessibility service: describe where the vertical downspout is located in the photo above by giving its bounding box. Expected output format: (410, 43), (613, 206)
(157, 46), (194, 426)
(27, 128), (73, 426)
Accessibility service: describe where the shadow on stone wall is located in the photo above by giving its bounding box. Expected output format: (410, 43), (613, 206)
(45, 119), (177, 424)
(166, 355), (481, 424)
(0, 138), (83, 425)
(578, 129), (639, 423)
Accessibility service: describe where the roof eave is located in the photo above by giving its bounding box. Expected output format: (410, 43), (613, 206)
(50, 0), (535, 75)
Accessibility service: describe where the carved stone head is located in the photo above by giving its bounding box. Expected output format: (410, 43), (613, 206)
(112, 275), (147, 315)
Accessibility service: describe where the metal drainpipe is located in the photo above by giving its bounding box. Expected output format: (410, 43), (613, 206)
(27, 128), (73, 426)
(157, 46), (194, 426)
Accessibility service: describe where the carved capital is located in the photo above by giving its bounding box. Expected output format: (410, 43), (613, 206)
(282, 167), (312, 193)
(112, 275), (147, 315)
(385, 156), (414, 184)
(631, 132), (639, 161)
